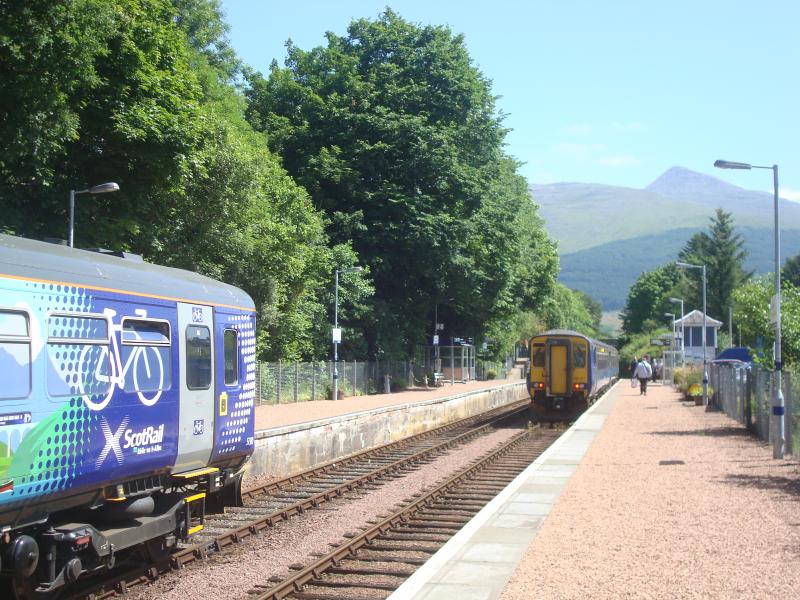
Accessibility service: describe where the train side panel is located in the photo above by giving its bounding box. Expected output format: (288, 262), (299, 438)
(0, 277), (181, 525)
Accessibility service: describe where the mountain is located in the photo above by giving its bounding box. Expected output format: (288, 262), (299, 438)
(531, 168), (800, 310)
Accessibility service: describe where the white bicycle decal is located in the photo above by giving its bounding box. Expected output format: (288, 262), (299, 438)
(78, 308), (165, 411)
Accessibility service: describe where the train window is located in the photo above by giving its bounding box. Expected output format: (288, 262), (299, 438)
(574, 345), (586, 368)
(122, 319), (170, 345)
(0, 310), (31, 399)
(48, 314), (108, 342)
(46, 313), (111, 398)
(186, 325), (211, 390)
(121, 320), (172, 393)
(532, 346), (545, 367)
(224, 329), (238, 385)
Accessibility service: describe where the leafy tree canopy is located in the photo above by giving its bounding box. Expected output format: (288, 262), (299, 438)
(733, 277), (800, 367)
(621, 263), (681, 337)
(677, 208), (750, 326)
(245, 10), (556, 357)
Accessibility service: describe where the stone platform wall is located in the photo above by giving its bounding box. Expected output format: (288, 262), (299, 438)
(248, 382), (528, 477)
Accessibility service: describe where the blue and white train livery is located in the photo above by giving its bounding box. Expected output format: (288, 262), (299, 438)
(0, 234), (256, 596)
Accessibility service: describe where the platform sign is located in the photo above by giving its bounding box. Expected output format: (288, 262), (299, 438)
(433, 335), (439, 346)
(332, 327), (342, 343)
(770, 294), (779, 324)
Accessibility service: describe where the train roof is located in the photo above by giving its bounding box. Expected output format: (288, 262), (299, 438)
(0, 234), (255, 312)
(532, 329), (618, 353)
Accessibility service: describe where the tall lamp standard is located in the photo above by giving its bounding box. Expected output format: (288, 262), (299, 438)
(664, 312), (675, 382)
(676, 261), (708, 406)
(69, 182), (120, 248)
(333, 266), (363, 401)
(669, 296), (685, 366)
(714, 159), (783, 458)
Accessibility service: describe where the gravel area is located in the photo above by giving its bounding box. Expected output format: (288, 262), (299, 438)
(254, 379), (518, 430)
(127, 424), (524, 599)
(500, 383), (800, 600)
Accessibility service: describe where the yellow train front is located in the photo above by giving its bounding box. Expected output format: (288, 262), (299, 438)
(527, 329), (618, 422)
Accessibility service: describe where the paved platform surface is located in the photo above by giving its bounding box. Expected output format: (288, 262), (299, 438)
(254, 379), (519, 430)
(389, 380), (800, 600)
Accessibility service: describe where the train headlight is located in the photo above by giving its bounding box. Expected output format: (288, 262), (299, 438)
(573, 383), (586, 390)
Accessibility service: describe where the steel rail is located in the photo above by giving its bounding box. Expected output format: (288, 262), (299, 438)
(248, 428), (560, 600)
(66, 399), (529, 600)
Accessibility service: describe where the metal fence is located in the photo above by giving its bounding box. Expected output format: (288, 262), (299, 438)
(709, 363), (797, 454)
(255, 358), (511, 405)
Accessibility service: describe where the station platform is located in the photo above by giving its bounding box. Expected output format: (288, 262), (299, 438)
(248, 379), (528, 478)
(389, 380), (800, 599)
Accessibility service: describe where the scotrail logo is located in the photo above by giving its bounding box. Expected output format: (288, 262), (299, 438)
(96, 417), (165, 468)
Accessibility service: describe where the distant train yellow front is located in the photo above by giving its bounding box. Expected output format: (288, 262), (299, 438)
(527, 330), (618, 422)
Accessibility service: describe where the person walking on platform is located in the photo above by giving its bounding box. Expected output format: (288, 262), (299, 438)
(633, 355), (653, 395)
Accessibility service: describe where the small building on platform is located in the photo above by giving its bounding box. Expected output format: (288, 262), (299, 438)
(674, 310), (722, 363)
(425, 337), (476, 383)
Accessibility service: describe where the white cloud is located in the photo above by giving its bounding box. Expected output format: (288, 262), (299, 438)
(781, 188), (800, 202)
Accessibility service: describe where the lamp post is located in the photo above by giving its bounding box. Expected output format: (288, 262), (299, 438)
(664, 312), (675, 383)
(714, 159), (783, 458)
(69, 182), (120, 248)
(676, 261), (707, 406)
(669, 297), (685, 366)
(333, 266), (363, 401)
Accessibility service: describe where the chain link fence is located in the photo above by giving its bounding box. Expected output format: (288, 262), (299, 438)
(709, 362), (797, 453)
(255, 358), (512, 405)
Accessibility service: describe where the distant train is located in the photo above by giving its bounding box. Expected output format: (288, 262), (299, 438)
(0, 234), (256, 597)
(527, 329), (618, 422)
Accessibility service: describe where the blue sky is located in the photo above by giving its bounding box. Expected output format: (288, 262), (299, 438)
(221, 0), (799, 198)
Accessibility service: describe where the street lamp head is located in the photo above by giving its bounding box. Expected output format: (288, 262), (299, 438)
(664, 313), (674, 318)
(88, 182), (120, 194)
(714, 159), (752, 170)
(342, 266), (363, 274)
(669, 297), (682, 303)
(675, 261), (701, 270)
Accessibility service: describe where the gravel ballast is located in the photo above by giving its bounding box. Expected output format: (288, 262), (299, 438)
(127, 425), (523, 599)
(500, 383), (800, 600)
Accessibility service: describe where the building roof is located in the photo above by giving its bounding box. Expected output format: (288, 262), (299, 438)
(674, 309), (722, 327)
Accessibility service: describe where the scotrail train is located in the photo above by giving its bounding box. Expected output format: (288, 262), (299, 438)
(0, 234), (256, 597)
(527, 329), (618, 422)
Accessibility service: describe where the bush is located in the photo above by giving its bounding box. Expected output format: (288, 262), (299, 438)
(391, 377), (408, 392)
(485, 369), (497, 380)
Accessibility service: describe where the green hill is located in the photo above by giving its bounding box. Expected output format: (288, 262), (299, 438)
(531, 167), (800, 309)
(560, 226), (800, 309)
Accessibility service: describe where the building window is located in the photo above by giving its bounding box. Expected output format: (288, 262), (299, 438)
(186, 325), (211, 390)
(0, 310), (31, 399)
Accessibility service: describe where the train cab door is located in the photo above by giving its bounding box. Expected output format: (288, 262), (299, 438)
(174, 303), (215, 473)
(547, 339), (571, 396)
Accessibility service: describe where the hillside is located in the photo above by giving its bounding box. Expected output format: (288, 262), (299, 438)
(532, 167), (800, 309)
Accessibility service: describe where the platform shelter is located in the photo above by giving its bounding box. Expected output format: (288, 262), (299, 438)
(674, 309), (722, 363)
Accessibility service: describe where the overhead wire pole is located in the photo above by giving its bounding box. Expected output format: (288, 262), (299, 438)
(715, 159), (783, 458)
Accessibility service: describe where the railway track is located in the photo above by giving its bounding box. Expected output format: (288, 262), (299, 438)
(246, 427), (562, 600)
(66, 399), (531, 600)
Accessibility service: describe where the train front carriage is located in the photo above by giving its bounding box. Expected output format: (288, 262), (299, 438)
(527, 330), (617, 422)
(0, 234), (256, 597)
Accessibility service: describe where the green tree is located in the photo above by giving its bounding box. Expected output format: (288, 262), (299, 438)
(245, 10), (556, 357)
(536, 284), (597, 337)
(621, 264), (681, 336)
(783, 252), (800, 289)
(733, 277), (800, 366)
(678, 208), (750, 327)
